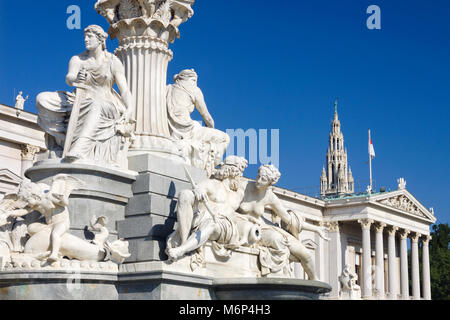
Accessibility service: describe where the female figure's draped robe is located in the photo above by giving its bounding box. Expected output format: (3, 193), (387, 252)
(37, 52), (126, 165)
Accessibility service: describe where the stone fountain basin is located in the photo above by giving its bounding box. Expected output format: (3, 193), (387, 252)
(212, 278), (332, 300)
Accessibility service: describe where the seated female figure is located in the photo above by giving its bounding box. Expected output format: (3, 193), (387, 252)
(238, 165), (329, 279)
(37, 25), (134, 168)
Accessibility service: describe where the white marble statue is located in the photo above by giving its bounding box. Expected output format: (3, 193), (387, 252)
(397, 177), (407, 190)
(166, 156), (250, 262)
(339, 264), (361, 300)
(36, 25), (135, 168)
(237, 165), (329, 279)
(165, 161), (329, 279)
(167, 69), (230, 176)
(0, 175), (130, 265)
(14, 91), (28, 111)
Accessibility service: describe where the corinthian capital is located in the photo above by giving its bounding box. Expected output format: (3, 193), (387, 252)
(386, 226), (399, 236)
(358, 218), (374, 230)
(399, 229), (411, 240)
(95, 0), (195, 43)
(374, 222), (386, 233)
(410, 232), (422, 243)
(21, 144), (41, 161)
(326, 221), (340, 232)
(422, 235), (432, 245)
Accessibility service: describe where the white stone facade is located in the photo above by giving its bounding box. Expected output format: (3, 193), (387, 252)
(0, 103), (45, 198)
(0, 101), (436, 300)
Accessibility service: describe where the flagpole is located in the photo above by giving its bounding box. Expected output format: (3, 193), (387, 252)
(369, 129), (373, 192)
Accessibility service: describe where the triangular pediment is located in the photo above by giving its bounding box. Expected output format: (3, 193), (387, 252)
(371, 190), (436, 223)
(0, 169), (22, 186)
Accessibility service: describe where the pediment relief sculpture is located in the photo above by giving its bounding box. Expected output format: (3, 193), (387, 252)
(378, 194), (427, 218)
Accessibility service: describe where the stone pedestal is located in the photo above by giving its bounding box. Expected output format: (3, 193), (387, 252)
(0, 264), (119, 300)
(25, 160), (137, 241)
(118, 153), (206, 263)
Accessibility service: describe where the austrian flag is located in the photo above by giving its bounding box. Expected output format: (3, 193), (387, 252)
(369, 130), (376, 160)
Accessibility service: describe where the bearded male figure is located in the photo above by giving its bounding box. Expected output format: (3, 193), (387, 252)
(166, 156), (248, 261)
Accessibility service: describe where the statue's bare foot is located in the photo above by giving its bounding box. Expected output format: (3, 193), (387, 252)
(36, 251), (51, 261)
(167, 247), (185, 262)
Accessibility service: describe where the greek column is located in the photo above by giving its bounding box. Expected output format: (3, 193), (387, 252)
(327, 221), (342, 299)
(95, 0), (195, 160)
(20, 144), (41, 176)
(411, 232), (421, 300)
(374, 222), (386, 298)
(422, 235), (432, 300)
(358, 219), (374, 299)
(399, 229), (410, 300)
(387, 226), (399, 299)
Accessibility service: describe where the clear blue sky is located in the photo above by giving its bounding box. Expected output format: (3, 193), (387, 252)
(0, 1), (449, 224)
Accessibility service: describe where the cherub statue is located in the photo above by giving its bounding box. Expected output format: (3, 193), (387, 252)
(339, 264), (361, 300)
(0, 176), (131, 265)
(1, 175), (84, 263)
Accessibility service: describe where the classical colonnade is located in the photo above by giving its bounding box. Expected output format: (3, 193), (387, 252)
(358, 218), (431, 300)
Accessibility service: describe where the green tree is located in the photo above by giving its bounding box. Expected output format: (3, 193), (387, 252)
(429, 223), (450, 300)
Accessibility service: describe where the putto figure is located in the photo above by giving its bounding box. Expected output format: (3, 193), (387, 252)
(0, 175), (130, 265)
(167, 69), (230, 176)
(36, 25), (135, 168)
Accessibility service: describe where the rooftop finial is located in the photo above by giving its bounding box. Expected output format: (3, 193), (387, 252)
(335, 98), (338, 114)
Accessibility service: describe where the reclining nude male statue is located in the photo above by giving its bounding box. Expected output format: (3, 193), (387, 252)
(166, 156), (257, 261)
(166, 160), (329, 280)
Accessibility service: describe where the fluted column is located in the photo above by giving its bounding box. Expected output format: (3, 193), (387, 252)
(96, 0), (196, 160)
(374, 222), (386, 298)
(422, 235), (432, 300)
(358, 219), (374, 299)
(115, 37), (175, 153)
(328, 221), (342, 299)
(399, 229), (410, 300)
(387, 226), (399, 299)
(411, 233), (421, 300)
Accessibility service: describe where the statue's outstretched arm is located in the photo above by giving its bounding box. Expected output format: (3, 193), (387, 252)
(194, 89), (214, 128)
(268, 192), (293, 227)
